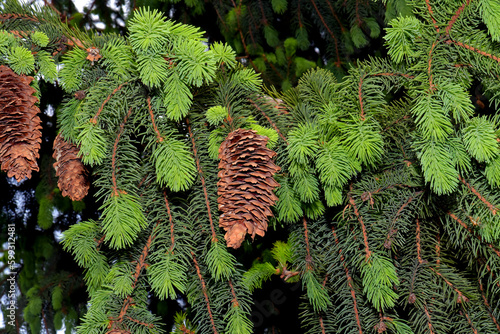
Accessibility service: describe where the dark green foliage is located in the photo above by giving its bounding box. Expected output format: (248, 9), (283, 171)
(2, 0), (500, 333)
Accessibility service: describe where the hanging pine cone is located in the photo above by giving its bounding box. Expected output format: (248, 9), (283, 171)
(52, 133), (90, 201)
(218, 128), (280, 248)
(0, 65), (42, 181)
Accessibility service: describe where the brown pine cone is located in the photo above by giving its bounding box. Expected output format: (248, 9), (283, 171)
(218, 128), (280, 248)
(52, 133), (90, 201)
(0, 65), (42, 181)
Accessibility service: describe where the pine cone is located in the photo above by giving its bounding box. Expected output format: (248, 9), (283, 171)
(0, 65), (42, 181)
(218, 129), (280, 248)
(53, 133), (90, 201)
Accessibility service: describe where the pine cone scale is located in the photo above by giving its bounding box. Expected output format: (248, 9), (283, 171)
(218, 128), (280, 248)
(0, 65), (42, 181)
(52, 134), (90, 201)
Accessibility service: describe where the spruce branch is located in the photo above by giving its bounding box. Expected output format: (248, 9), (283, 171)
(191, 252), (219, 334)
(445, 0), (472, 35)
(187, 118), (218, 243)
(348, 185), (371, 261)
(331, 227), (363, 334)
(308, 0), (341, 66)
(479, 279), (500, 331)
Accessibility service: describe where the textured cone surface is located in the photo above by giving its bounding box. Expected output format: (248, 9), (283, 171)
(218, 128), (280, 248)
(0, 65), (42, 181)
(53, 133), (90, 201)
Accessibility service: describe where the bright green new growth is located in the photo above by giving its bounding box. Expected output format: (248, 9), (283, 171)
(288, 123), (318, 165)
(31, 31), (49, 47)
(206, 105), (228, 126)
(8, 46), (34, 74)
(5, 1), (500, 333)
(148, 252), (187, 300)
(100, 192), (148, 249)
(250, 123), (278, 149)
(206, 240), (237, 281)
(243, 240), (297, 292)
(302, 270), (331, 312)
(360, 255), (399, 311)
(462, 116), (499, 163)
(36, 50), (57, 82)
(384, 16), (421, 64)
(76, 122), (108, 166)
(152, 138), (196, 192)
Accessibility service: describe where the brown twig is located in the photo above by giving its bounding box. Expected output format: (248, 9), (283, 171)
(445, 0), (471, 35)
(111, 108), (133, 196)
(303, 217), (313, 269)
(187, 119), (218, 242)
(425, 0), (439, 32)
(458, 176), (498, 215)
(164, 192), (176, 252)
(332, 227), (363, 334)
(91, 82), (128, 124)
(309, 0), (341, 66)
(416, 219), (423, 264)
(349, 184), (371, 260)
(147, 97), (163, 142)
(358, 74), (367, 120)
(428, 41), (438, 91)
(191, 252), (218, 334)
(448, 40), (500, 64)
(479, 279), (500, 331)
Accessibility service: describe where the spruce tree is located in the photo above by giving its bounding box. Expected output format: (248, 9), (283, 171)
(1, 0), (500, 333)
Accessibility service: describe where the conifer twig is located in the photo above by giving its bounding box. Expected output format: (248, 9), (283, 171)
(191, 251), (218, 334)
(425, 0), (439, 32)
(435, 233), (441, 266)
(332, 227), (363, 334)
(479, 279), (500, 331)
(228, 280), (240, 307)
(131, 222), (159, 290)
(91, 82), (128, 124)
(485, 264), (500, 288)
(447, 212), (500, 257)
(309, 0), (341, 66)
(303, 217), (313, 269)
(125, 315), (155, 328)
(358, 74), (366, 120)
(429, 267), (468, 302)
(230, 0), (261, 75)
(319, 317), (326, 334)
(349, 185), (371, 260)
(371, 72), (414, 79)
(428, 41), (438, 91)
(445, 0), (471, 35)
(113, 222), (159, 328)
(41, 308), (49, 334)
(147, 97), (163, 142)
(164, 192), (175, 252)
(325, 0), (345, 32)
(462, 309), (478, 334)
(187, 118), (218, 242)
(447, 40), (500, 64)
(248, 98), (288, 144)
(416, 218), (423, 264)
(355, 0), (362, 26)
(111, 108), (133, 196)
(423, 304), (436, 334)
(458, 176), (497, 215)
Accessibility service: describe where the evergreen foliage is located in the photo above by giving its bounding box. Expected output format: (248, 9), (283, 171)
(1, 0), (500, 333)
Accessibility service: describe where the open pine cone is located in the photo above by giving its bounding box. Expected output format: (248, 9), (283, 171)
(0, 65), (42, 181)
(218, 129), (280, 248)
(53, 133), (90, 201)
